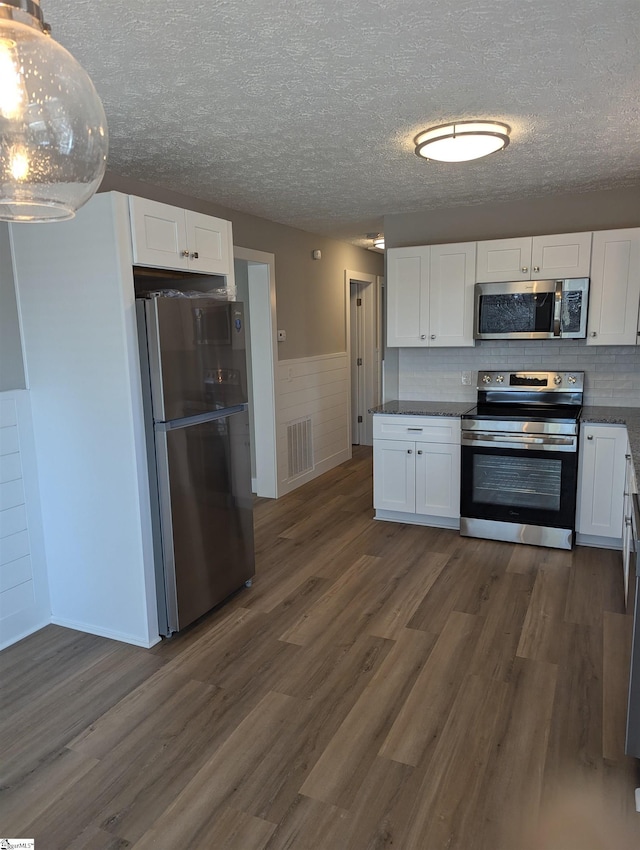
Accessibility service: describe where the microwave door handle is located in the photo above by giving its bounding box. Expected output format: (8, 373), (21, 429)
(553, 281), (563, 337)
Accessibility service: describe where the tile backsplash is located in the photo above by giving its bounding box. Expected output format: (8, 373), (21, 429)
(398, 340), (640, 406)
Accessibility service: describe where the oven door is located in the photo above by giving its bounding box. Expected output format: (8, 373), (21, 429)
(460, 431), (578, 534)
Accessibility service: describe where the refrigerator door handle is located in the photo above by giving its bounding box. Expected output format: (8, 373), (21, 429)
(157, 404), (248, 431)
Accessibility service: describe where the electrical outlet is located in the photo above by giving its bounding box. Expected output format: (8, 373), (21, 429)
(461, 371), (473, 386)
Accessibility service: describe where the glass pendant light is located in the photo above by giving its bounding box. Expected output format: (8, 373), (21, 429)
(0, 0), (108, 222)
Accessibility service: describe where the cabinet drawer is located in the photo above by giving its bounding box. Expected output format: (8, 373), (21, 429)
(373, 416), (460, 443)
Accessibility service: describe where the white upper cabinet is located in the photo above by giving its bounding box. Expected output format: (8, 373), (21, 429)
(386, 246), (429, 347)
(586, 228), (640, 346)
(129, 196), (232, 275)
(429, 242), (476, 347)
(475, 236), (531, 282)
(476, 232), (592, 282)
(386, 243), (475, 347)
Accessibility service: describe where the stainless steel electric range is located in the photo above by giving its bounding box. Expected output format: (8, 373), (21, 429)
(460, 370), (584, 550)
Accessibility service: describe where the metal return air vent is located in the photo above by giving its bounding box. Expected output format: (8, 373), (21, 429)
(287, 417), (314, 479)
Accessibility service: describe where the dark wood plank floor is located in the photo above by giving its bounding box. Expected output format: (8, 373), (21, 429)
(2, 446), (639, 849)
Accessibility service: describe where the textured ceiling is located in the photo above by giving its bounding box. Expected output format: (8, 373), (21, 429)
(46, 0), (640, 246)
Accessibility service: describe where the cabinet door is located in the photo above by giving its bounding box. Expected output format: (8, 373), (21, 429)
(373, 440), (416, 512)
(428, 242), (476, 347)
(386, 247), (430, 347)
(587, 228), (640, 346)
(415, 442), (460, 518)
(475, 237), (532, 283)
(185, 210), (232, 275)
(576, 424), (627, 538)
(531, 232), (592, 279)
(129, 196), (189, 270)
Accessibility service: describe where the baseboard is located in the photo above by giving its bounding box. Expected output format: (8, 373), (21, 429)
(575, 533), (622, 550)
(278, 448), (351, 496)
(50, 616), (161, 649)
(0, 617), (51, 651)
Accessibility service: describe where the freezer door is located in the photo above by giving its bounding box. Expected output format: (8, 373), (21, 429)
(144, 297), (248, 421)
(155, 408), (255, 634)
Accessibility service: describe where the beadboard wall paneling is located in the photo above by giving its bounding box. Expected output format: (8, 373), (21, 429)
(0, 391), (50, 649)
(398, 341), (640, 406)
(277, 354), (351, 495)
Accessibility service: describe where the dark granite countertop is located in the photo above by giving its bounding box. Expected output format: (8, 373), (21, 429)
(369, 400), (640, 479)
(369, 400), (474, 417)
(580, 406), (640, 474)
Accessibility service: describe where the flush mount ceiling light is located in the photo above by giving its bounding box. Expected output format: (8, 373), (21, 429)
(414, 120), (510, 163)
(367, 232), (385, 250)
(0, 0), (108, 222)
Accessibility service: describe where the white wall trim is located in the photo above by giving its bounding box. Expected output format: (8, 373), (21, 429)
(278, 351), (347, 366)
(0, 390), (51, 649)
(234, 246), (279, 498)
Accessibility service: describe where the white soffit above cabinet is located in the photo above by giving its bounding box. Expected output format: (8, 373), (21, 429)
(46, 0), (640, 245)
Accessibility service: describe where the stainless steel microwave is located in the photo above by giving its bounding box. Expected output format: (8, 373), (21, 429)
(474, 278), (589, 340)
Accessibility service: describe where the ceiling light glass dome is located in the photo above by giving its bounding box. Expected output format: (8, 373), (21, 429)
(0, 0), (108, 222)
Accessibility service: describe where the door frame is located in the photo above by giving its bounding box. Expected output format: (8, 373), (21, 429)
(234, 247), (279, 498)
(345, 269), (382, 446)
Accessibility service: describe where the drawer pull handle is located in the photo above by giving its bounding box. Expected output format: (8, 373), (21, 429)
(407, 427), (423, 431)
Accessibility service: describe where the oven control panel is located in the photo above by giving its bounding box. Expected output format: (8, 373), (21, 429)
(478, 371), (584, 391)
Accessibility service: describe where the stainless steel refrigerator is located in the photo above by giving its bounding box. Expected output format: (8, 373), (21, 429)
(136, 294), (255, 636)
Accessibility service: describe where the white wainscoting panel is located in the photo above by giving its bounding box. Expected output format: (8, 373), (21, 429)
(0, 391), (50, 648)
(277, 353), (351, 495)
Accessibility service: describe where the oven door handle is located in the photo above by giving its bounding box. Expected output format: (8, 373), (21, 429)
(553, 280), (563, 337)
(462, 432), (575, 447)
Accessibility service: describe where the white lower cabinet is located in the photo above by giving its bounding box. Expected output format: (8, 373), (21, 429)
(373, 415), (461, 528)
(576, 423), (628, 545)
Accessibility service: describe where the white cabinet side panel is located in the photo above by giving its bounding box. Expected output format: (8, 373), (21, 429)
(11, 193), (158, 647)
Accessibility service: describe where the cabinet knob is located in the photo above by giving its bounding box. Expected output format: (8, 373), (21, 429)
(420, 334), (426, 340)
(430, 334), (436, 340)
(587, 435), (594, 440)
(190, 252), (199, 259)
(521, 267), (528, 273)
(590, 331), (597, 337)
(181, 249), (189, 258)
(533, 266), (540, 273)
(407, 449), (413, 454)
(417, 450), (423, 455)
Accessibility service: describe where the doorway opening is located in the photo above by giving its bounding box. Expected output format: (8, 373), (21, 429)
(346, 270), (382, 446)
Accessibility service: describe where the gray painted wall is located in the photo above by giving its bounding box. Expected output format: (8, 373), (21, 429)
(100, 173), (384, 361)
(383, 185), (640, 248)
(0, 223), (26, 391)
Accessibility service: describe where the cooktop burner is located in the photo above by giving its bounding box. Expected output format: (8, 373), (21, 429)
(463, 403), (582, 423)
(463, 370), (585, 427)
